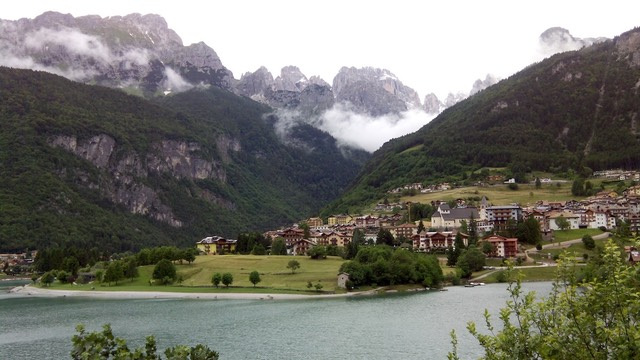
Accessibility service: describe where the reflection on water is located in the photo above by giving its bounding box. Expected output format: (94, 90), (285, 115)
(0, 282), (552, 359)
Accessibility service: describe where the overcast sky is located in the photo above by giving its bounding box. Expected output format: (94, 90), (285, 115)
(4, 0), (639, 101)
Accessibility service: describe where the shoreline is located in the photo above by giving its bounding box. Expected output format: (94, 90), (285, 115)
(8, 284), (380, 301)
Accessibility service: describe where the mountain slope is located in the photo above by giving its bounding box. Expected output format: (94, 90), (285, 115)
(0, 67), (365, 252)
(324, 27), (640, 213)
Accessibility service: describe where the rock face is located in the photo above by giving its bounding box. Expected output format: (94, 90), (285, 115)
(0, 12), (424, 118)
(423, 93), (443, 115)
(237, 65), (426, 117)
(0, 11), (234, 95)
(236, 65), (336, 115)
(333, 67), (421, 116)
(538, 27), (607, 58)
(274, 65), (308, 92)
(49, 134), (234, 227)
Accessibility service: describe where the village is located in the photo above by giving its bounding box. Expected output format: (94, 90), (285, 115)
(197, 174), (640, 262)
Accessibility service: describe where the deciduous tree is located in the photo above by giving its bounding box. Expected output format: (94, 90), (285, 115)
(555, 216), (570, 231)
(152, 259), (176, 285)
(71, 324), (219, 360)
(287, 260), (300, 274)
(221, 272), (233, 288)
(456, 246), (485, 278)
(41, 271), (55, 287)
(376, 228), (395, 246)
(249, 271), (261, 287)
(211, 273), (222, 288)
(270, 238), (287, 255)
(582, 234), (595, 250)
(103, 261), (125, 286)
(449, 241), (640, 359)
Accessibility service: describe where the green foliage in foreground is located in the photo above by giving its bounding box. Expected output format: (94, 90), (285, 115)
(71, 324), (218, 359)
(449, 240), (640, 359)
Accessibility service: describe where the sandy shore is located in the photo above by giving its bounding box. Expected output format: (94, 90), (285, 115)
(8, 284), (377, 300)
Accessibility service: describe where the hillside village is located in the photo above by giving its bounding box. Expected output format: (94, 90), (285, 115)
(196, 179), (640, 261)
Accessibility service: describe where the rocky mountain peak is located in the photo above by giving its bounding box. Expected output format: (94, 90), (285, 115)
(0, 11), (233, 95)
(423, 93), (443, 115)
(274, 65), (309, 92)
(332, 66), (421, 116)
(470, 74), (500, 95)
(538, 27), (607, 57)
(236, 66), (275, 99)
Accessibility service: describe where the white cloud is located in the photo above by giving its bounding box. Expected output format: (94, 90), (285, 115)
(121, 48), (150, 67)
(163, 67), (193, 92)
(318, 105), (435, 152)
(272, 104), (435, 153)
(0, 53), (97, 80)
(24, 27), (112, 64)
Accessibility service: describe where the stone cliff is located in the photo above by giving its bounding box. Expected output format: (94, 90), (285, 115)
(49, 134), (236, 227)
(0, 12), (234, 95)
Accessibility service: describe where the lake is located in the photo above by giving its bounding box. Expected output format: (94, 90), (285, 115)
(0, 281), (553, 359)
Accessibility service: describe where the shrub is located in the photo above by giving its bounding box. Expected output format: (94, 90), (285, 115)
(152, 259), (176, 285)
(582, 235), (596, 250)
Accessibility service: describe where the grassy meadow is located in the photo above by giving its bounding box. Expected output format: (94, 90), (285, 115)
(401, 182), (576, 206)
(48, 255), (347, 294)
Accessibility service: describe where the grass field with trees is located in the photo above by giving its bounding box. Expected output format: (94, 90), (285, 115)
(47, 255), (347, 294)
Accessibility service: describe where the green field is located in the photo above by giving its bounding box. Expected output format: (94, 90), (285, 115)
(48, 255), (347, 294)
(401, 183), (577, 206)
(486, 266), (559, 283)
(551, 228), (604, 243)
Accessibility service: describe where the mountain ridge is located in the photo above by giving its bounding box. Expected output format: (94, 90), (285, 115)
(323, 26), (640, 214)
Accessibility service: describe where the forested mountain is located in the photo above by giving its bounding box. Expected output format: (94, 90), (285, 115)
(0, 67), (367, 252)
(324, 27), (640, 214)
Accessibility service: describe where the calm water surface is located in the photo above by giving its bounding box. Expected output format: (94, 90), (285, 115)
(0, 281), (552, 359)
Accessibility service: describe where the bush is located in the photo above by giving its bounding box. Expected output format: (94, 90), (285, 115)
(582, 235), (596, 250)
(307, 246), (327, 259)
(71, 324), (219, 359)
(152, 259), (176, 284)
(495, 270), (508, 283)
(345, 280), (354, 291)
(56, 270), (70, 283)
(445, 270), (461, 285)
(535, 243), (543, 251)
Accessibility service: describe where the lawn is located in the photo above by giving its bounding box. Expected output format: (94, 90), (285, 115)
(551, 228), (605, 243)
(47, 255), (347, 294)
(481, 266), (559, 283)
(401, 183), (577, 206)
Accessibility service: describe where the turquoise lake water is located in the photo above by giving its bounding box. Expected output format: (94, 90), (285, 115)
(0, 281), (552, 359)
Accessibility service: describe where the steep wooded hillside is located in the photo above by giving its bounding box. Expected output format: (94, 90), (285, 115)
(0, 67), (365, 252)
(325, 27), (640, 214)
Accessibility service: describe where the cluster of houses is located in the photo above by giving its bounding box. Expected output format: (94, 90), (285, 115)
(196, 184), (640, 261)
(593, 169), (640, 182)
(196, 203), (522, 258)
(0, 252), (34, 275)
(387, 182), (452, 194)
